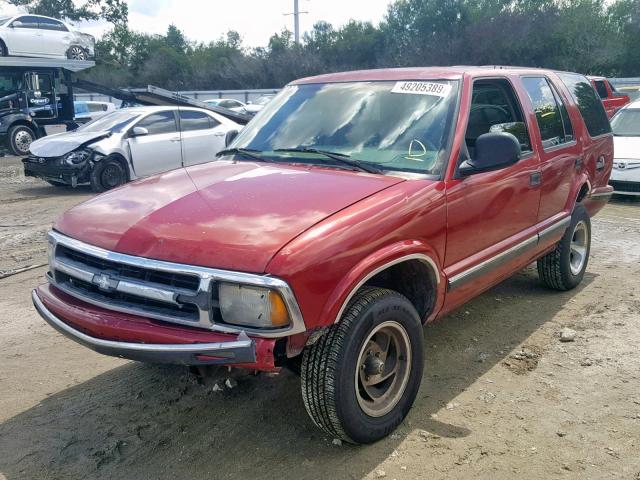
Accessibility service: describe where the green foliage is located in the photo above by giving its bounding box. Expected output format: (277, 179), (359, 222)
(81, 0), (640, 91)
(7, 0), (128, 25)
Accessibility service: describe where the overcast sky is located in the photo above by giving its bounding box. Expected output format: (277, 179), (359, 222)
(0, 0), (393, 47)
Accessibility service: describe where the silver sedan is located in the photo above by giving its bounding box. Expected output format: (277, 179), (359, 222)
(24, 106), (242, 191)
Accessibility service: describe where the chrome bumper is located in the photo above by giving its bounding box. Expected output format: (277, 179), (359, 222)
(32, 290), (256, 366)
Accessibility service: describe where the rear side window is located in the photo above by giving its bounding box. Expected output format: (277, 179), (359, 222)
(593, 80), (608, 99)
(557, 72), (611, 137)
(180, 110), (216, 131)
(137, 111), (177, 135)
(522, 77), (573, 149)
(38, 18), (68, 31)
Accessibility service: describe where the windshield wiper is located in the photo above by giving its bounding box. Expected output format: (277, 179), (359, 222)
(216, 148), (268, 162)
(273, 147), (381, 174)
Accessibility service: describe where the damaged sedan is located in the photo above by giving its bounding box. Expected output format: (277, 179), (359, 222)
(23, 106), (241, 191)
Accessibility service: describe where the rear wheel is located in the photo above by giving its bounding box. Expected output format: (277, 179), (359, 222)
(7, 125), (35, 156)
(0, 40), (7, 56)
(537, 204), (591, 290)
(301, 287), (424, 444)
(67, 46), (87, 60)
(90, 157), (127, 192)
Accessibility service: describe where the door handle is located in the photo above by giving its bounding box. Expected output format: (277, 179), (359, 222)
(574, 156), (584, 168)
(596, 155), (605, 171)
(170, 138), (181, 142)
(213, 132), (226, 137)
(530, 171), (541, 187)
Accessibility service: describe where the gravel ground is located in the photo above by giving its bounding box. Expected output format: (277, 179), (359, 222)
(0, 155), (639, 480)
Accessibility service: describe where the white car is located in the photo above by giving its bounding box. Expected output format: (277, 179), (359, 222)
(610, 100), (640, 196)
(0, 14), (95, 60)
(204, 98), (248, 114)
(245, 94), (276, 115)
(24, 106), (241, 191)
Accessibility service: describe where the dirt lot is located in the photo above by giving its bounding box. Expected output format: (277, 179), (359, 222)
(0, 155), (639, 480)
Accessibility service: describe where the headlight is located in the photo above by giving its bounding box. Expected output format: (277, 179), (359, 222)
(218, 283), (290, 329)
(64, 149), (92, 165)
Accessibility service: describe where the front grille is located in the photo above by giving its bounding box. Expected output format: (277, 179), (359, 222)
(50, 239), (209, 328)
(58, 245), (201, 291)
(54, 271), (199, 321)
(610, 180), (640, 193)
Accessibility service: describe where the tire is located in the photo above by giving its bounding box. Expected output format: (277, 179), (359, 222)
(90, 157), (127, 192)
(301, 287), (424, 444)
(7, 125), (35, 156)
(67, 46), (87, 60)
(0, 40), (7, 56)
(537, 203), (591, 291)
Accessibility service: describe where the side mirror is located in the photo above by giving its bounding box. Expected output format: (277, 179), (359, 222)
(225, 129), (239, 147)
(130, 126), (149, 137)
(10, 21), (23, 28)
(459, 132), (521, 176)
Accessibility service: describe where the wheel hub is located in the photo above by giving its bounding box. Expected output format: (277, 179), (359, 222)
(355, 320), (412, 417)
(363, 353), (385, 376)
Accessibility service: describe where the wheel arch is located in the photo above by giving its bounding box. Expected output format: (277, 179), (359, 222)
(326, 242), (444, 327)
(98, 152), (131, 181)
(0, 37), (8, 55)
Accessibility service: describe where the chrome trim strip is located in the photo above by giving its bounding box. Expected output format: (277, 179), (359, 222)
(448, 236), (538, 291)
(47, 231), (306, 338)
(32, 290), (257, 366)
(589, 191), (614, 199)
(538, 216), (571, 242)
(333, 253), (440, 324)
(448, 215), (572, 291)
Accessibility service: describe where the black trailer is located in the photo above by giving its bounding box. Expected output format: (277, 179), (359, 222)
(0, 58), (250, 156)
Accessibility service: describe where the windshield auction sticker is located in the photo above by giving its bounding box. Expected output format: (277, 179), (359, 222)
(391, 81), (452, 97)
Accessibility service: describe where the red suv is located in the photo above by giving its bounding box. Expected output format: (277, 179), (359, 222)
(33, 67), (613, 444)
(589, 76), (630, 118)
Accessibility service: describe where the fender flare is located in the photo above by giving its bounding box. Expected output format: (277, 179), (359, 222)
(320, 240), (445, 327)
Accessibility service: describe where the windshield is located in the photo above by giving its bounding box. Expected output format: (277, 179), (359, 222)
(0, 17), (10, 26)
(611, 109), (640, 136)
(230, 80), (459, 175)
(205, 99), (220, 105)
(77, 110), (139, 133)
(0, 73), (24, 98)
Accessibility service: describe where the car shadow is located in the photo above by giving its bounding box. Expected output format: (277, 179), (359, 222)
(0, 267), (595, 480)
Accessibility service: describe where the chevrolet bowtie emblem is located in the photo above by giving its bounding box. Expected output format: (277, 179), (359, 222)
(94, 273), (116, 291)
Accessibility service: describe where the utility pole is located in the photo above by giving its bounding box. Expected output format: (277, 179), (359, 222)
(284, 0), (308, 44)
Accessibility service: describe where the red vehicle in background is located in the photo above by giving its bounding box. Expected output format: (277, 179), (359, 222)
(589, 76), (630, 118)
(33, 66), (614, 444)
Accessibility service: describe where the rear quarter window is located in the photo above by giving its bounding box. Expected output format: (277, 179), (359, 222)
(557, 73), (611, 137)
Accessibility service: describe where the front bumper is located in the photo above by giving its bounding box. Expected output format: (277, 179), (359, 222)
(32, 285), (278, 369)
(23, 157), (88, 185)
(610, 166), (640, 196)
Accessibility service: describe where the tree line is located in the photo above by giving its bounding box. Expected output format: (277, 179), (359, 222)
(9, 0), (640, 90)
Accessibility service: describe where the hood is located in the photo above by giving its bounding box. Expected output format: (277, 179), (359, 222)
(29, 130), (110, 157)
(613, 136), (640, 164)
(54, 161), (404, 273)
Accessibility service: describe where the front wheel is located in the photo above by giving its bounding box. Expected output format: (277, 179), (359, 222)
(67, 46), (87, 60)
(301, 287), (424, 444)
(90, 157), (127, 192)
(537, 204), (591, 290)
(7, 125), (35, 156)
